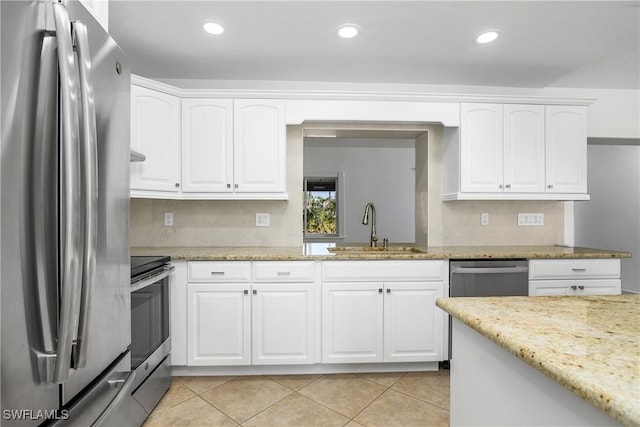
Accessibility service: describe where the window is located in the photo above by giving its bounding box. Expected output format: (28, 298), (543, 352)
(304, 176), (341, 240)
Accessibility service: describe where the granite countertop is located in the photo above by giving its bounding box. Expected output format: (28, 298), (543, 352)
(436, 295), (640, 427)
(130, 244), (631, 261)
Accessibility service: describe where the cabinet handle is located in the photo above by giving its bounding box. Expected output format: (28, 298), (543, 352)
(253, 289), (257, 295)
(243, 290), (249, 295)
(578, 285), (585, 290)
(277, 271), (291, 276)
(505, 184), (511, 189)
(572, 268), (587, 272)
(570, 285), (577, 290)
(386, 288), (391, 294)
(175, 183), (180, 188)
(498, 184), (503, 189)
(548, 184), (554, 189)
(226, 183), (231, 188)
(210, 271), (225, 276)
(235, 184), (239, 188)
(378, 288), (383, 293)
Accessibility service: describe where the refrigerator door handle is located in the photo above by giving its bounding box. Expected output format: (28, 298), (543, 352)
(72, 20), (98, 370)
(52, 2), (84, 384)
(93, 371), (136, 427)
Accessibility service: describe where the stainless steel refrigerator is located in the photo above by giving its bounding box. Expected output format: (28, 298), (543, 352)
(1, 1), (133, 425)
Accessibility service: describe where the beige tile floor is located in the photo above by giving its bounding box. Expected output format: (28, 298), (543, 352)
(142, 370), (449, 427)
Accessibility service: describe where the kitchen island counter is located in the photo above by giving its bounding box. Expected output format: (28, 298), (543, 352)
(130, 245), (631, 261)
(436, 295), (640, 426)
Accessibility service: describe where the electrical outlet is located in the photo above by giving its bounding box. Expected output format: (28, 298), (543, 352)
(164, 212), (174, 226)
(518, 213), (544, 226)
(256, 213), (270, 227)
(481, 213), (489, 226)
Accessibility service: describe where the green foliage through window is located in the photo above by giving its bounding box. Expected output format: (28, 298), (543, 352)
(305, 193), (337, 235)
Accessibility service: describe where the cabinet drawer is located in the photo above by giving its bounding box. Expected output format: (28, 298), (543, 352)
(253, 261), (315, 282)
(188, 261), (251, 282)
(322, 260), (444, 282)
(528, 259), (620, 280)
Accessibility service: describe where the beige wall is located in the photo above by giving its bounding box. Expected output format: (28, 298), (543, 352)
(131, 123), (565, 248)
(130, 125), (304, 247)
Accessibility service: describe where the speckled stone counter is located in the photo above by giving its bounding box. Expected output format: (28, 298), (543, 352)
(436, 295), (640, 426)
(130, 245), (631, 261)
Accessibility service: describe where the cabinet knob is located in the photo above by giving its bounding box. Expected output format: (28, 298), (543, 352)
(570, 285), (577, 290)
(578, 285), (585, 290)
(548, 184), (554, 189)
(253, 289), (257, 295)
(386, 288), (391, 294)
(498, 184), (503, 189)
(505, 184), (511, 189)
(378, 288), (383, 293)
(175, 183), (180, 188)
(234, 184), (239, 188)
(243, 290), (249, 295)
(227, 183), (231, 188)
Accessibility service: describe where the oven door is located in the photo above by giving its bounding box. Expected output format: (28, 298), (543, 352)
(130, 267), (172, 376)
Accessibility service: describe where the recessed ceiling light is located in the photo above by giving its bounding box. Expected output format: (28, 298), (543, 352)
(203, 22), (224, 35)
(337, 24), (359, 39)
(476, 30), (500, 44)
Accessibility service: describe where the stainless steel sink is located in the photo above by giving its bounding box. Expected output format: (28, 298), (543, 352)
(327, 246), (423, 255)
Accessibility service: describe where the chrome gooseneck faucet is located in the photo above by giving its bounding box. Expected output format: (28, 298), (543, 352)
(362, 202), (378, 247)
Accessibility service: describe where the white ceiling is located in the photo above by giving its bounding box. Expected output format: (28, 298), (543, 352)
(108, 1), (640, 89)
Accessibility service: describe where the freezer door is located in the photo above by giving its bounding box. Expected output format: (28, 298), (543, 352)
(53, 353), (135, 427)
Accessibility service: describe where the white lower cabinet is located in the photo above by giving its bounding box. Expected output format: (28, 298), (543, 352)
(186, 261), (315, 366)
(188, 283), (252, 366)
(321, 261), (446, 364)
(252, 283), (314, 365)
(528, 259), (621, 296)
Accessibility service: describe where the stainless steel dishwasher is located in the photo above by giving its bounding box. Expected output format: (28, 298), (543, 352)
(450, 259), (529, 297)
(447, 259), (529, 360)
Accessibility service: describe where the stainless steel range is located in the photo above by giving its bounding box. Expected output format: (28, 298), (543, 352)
(130, 256), (173, 425)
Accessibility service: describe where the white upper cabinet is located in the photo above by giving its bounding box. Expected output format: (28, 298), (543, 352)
(130, 85), (181, 193)
(504, 104), (545, 193)
(181, 99), (234, 193)
(545, 106), (587, 194)
(233, 100), (286, 193)
(460, 103), (504, 193)
(460, 103), (545, 194)
(445, 102), (589, 200)
(130, 83), (287, 200)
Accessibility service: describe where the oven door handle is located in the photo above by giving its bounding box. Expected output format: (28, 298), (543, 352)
(451, 266), (528, 274)
(130, 266), (175, 293)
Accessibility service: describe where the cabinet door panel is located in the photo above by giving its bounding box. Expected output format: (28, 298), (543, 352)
(181, 99), (233, 192)
(545, 106), (587, 193)
(460, 103), (504, 193)
(384, 282), (444, 362)
(322, 283), (383, 363)
(252, 284), (314, 365)
(504, 105), (545, 193)
(187, 284), (251, 366)
(130, 85), (180, 192)
(233, 100), (285, 193)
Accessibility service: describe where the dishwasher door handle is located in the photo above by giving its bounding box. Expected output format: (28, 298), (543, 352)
(451, 266), (528, 274)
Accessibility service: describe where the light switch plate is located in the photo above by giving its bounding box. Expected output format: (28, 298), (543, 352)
(518, 213), (544, 226)
(256, 213), (270, 227)
(481, 213), (489, 226)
